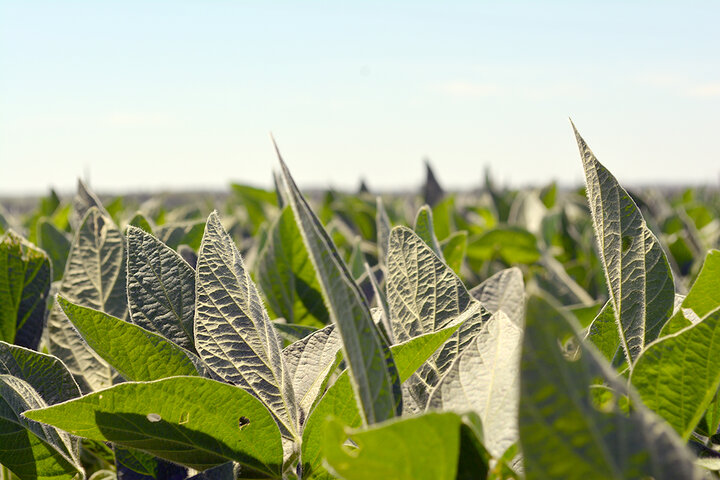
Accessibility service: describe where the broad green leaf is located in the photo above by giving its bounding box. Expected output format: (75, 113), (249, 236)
(0, 231), (51, 349)
(574, 125), (675, 364)
(585, 301), (621, 362)
(322, 412), (461, 480)
(520, 294), (698, 479)
(47, 207), (126, 392)
(57, 296), (199, 381)
(440, 231), (467, 276)
(431, 196), (455, 241)
(375, 197), (391, 268)
(301, 326), (468, 478)
(230, 183), (278, 235)
(114, 446), (187, 480)
(128, 212), (154, 234)
(194, 211), (297, 437)
(466, 227), (540, 265)
(347, 239), (365, 280)
(631, 305), (720, 440)
(0, 375), (81, 480)
(0, 341), (81, 405)
(413, 206), (442, 257)
(428, 311), (522, 457)
(257, 207), (330, 328)
(301, 372), (359, 479)
(469, 267), (524, 326)
(672, 249), (720, 321)
(282, 325), (342, 421)
(36, 220), (71, 282)
(126, 226), (196, 351)
(25, 377), (283, 476)
(455, 413), (491, 480)
(277, 149), (400, 425)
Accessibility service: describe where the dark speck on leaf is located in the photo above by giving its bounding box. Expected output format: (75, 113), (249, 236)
(238, 416), (250, 428)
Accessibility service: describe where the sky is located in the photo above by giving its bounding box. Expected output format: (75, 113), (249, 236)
(1, 1), (719, 195)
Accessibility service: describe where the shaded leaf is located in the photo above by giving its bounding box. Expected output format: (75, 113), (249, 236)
(469, 267), (524, 326)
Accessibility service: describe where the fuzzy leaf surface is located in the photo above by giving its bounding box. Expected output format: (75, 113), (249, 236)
(469, 267), (524, 326)
(47, 208), (126, 391)
(574, 126), (674, 363)
(194, 212), (297, 436)
(428, 311), (522, 457)
(126, 226), (196, 351)
(278, 151), (400, 425)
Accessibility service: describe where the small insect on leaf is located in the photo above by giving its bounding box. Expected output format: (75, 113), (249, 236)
(147, 413), (162, 422)
(238, 416), (250, 428)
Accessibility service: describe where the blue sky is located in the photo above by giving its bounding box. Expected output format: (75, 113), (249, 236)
(1, 1), (719, 195)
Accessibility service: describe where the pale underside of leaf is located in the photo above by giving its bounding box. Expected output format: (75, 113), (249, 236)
(469, 267), (525, 326)
(194, 211), (297, 437)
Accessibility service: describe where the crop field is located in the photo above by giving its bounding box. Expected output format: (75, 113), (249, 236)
(1, 127), (720, 480)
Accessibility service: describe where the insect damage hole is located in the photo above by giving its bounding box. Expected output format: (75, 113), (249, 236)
(147, 413), (162, 423)
(238, 416), (250, 429)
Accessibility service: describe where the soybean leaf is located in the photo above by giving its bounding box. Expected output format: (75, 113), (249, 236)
(126, 226), (196, 351)
(413, 206), (442, 258)
(282, 325), (343, 422)
(466, 227), (540, 265)
(71, 179), (106, 230)
(57, 296), (199, 382)
(37, 220), (71, 282)
(128, 213), (154, 235)
(428, 311), (522, 457)
(257, 206), (330, 328)
(194, 211), (297, 437)
(24, 377), (283, 476)
(469, 267), (524, 326)
(520, 294), (699, 480)
(0, 231), (51, 349)
(301, 372), (359, 479)
(322, 412), (462, 480)
(0, 375), (82, 480)
(631, 306), (720, 439)
(0, 341), (81, 406)
(422, 160), (445, 208)
(574, 125), (674, 364)
(440, 231), (467, 276)
(47, 207), (126, 392)
(277, 148), (400, 425)
(390, 322), (463, 383)
(113, 446), (187, 480)
(155, 222), (204, 251)
(585, 301), (621, 362)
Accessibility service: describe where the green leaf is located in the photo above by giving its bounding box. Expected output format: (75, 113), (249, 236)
(0, 231), (51, 349)
(440, 231), (467, 276)
(520, 294), (698, 480)
(301, 372), (359, 479)
(273, 322), (319, 347)
(0, 341), (81, 405)
(390, 322), (463, 383)
(70, 179), (106, 231)
(56, 296), (199, 381)
(322, 412), (462, 480)
(466, 227), (541, 265)
(47, 207), (126, 392)
(128, 212), (154, 234)
(24, 376), (283, 476)
(631, 308), (720, 439)
(469, 267), (524, 326)
(413, 205), (442, 257)
(126, 226), (196, 351)
(155, 221), (205, 251)
(675, 249), (720, 319)
(428, 311), (522, 457)
(195, 211), (297, 437)
(0, 375), (82, 480)
(257, 206), (330, 328)
(277, 148), (400, 425)
(230, 183), (278, 234)
(585, 301), (621, 362)
(36, 220), (71, 283)
(574, 125), (675, 364)
(282, 325), (342, 421)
